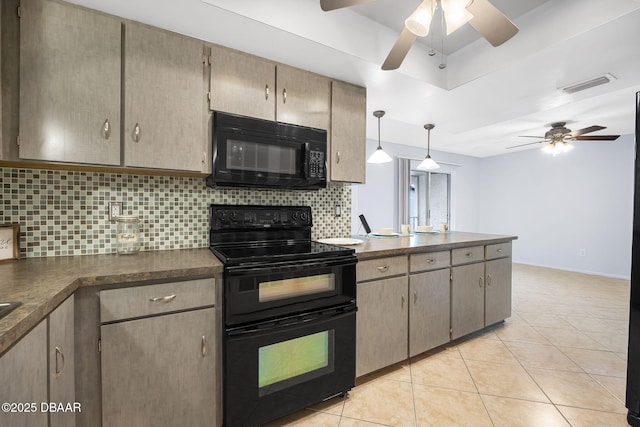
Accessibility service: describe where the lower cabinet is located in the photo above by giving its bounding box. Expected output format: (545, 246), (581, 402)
(409, 268), (451, 357)
(49, 295), (75, 427)
(101, 308), (215, 427)
(0, 321), (48, 427)
(356, 276), (408, 377)
(485, 257), (513, 326)
(99, 279), (217, 427)
(451, 262), (486, 340)
(0, 295), (75, 427)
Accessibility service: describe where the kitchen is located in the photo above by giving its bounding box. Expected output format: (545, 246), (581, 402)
(0, 0), (638, 426)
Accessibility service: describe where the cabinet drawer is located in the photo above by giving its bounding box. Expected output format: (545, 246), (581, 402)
(357, 256), (407, 282)
(451, 246), (484, 265)
(486, 242), (512, 260)
(410, 250), (450, 273)
(100, 278), (215, 323)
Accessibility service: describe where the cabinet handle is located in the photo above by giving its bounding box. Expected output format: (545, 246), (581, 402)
(283, 88), (287, 104)
(102, 119), (111, 140)
(487, 274), (492, 286)
(377, 265), (389, 273)
(413, 291), (417, 304)
(497, 248), (503, 253)
(401, 295), (405, 308)
(201, 335), (207, 357)
(265, 84), (269, 100)
(466, 252), (473, 257)
(55, 346), (65, 377)
(336, 151), (340, 164)
(479, 276), (484, 288)
(133, 123), (141, 143)
(149, 294), (176, 303)
(427, 258), (435, 264)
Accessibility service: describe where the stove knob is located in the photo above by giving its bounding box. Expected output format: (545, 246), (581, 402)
(291, 211), (298, 220)
(216, 211), (227, 222)
(300, 212), (308, 222)
(229, 211), (238, 221)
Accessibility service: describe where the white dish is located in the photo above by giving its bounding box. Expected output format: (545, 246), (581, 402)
(371, 232), (402, 238)
(414, 230), (440, 235)
(317, 238), (364, 246)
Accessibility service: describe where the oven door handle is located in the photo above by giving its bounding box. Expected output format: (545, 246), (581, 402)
(226, 304), (356, 337)
(226, 257), (357, 276)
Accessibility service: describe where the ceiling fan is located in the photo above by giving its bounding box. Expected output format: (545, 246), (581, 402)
(507, 122), (621, 153)
(320, 0), (519, 70)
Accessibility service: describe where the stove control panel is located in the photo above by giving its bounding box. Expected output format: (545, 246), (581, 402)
(210, 205), (312, 229)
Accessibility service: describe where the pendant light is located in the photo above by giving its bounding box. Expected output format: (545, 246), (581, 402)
(417, 123), (440, 170)
(367, 110), (393, 164)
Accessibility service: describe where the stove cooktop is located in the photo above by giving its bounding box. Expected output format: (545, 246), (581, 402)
(210, 240), (355, 266)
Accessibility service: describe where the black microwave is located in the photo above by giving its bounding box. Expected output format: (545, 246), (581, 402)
(206, 111), (327, 190)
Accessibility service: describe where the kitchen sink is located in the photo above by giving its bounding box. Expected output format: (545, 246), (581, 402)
(0, 302), (21, 320)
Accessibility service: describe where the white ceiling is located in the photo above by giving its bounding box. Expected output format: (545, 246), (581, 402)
(67, 0), (640, 157)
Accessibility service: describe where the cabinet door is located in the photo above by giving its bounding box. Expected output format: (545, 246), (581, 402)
(19, 0), (121, 165)
(451, 262), (485, 340)
(409, 269), (450, 357)
(101, 308), (215, 427)
(124, 23), (205, 171)
(0, 321), (47, 427)
(49, 295), (75, 427)
(330, 81), (366, 183)
(485, 257), (512, 326)
(276, 65), (330, 130)
(356, 276), (408, 377)
(209, 44), (275, 121)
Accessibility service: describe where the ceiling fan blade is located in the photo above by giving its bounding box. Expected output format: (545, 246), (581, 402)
(506, 141), (544, 149)
(518, 135), (545, 139)
(573, 135), (620, 141)
(381, 27), (417, 70)
(566, 125), (606, 138)
(466, 0), (519, 47)
(320, 0), (375, 11)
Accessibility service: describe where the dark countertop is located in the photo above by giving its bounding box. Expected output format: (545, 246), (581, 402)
(0, 248), (222, 355)
(350, 231), (517, 260)
(0, 232), (516, 356)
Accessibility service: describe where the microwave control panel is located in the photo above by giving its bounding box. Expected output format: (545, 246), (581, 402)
(308, 150), (325, 179)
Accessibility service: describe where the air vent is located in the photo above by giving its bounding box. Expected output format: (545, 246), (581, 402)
(560, 73), (616, 94)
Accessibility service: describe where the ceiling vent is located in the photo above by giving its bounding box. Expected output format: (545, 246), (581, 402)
(560, 73), (616, 94)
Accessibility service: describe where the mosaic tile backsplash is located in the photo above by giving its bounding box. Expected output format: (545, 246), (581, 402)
(0, 167), (352, 258)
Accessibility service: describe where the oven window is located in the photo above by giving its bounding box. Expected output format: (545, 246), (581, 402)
(259, 273), (335, 302)
(227, 139), (297, 175)
(258, 330), (335, 396)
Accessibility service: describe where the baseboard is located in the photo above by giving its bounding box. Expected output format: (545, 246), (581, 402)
(512, 260), (630, 281)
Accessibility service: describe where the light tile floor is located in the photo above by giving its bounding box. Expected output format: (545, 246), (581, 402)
(265, 264), (631, 427)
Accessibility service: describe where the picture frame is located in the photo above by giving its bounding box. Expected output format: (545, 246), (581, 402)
(0, 223), (20, 262)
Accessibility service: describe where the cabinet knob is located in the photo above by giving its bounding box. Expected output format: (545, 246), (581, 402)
(497, 248), (503, 253)
(377, 265), (389, 273)
(102, 119), (111, 140)
(149, 294), (176, 303)
(133, 123), (142, 143)
(265, 84), (269, 101)
(54, 346), (65, 377)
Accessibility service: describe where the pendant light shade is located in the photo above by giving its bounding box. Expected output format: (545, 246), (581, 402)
(368, 110), (392, 164)
(417, 123), (440, 170)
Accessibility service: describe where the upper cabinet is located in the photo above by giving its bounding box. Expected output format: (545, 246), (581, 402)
(19, 0), (121, 165)
(275, 64), (330, 131)
(330, 81), (366, 183)
(208, 44), (276, 121)
(123, 22), (206, 172)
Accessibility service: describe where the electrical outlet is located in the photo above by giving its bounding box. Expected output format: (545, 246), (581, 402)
(108, 202), (123, 221)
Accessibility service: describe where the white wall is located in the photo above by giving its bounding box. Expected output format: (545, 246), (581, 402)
(351, 139), (481, 235)
(477, 135), (635, 279)
(351, 135), (635, 279)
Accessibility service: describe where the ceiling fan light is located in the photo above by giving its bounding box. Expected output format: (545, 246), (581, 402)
(367, 146), (393, 164)
(441, 0), (473, 35)
(417, 155), (440, 170)
(405, 0), (433, 37)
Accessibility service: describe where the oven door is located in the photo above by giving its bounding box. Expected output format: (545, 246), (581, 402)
(224, 304), (356, 427)
(224, 255), (356, 326)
